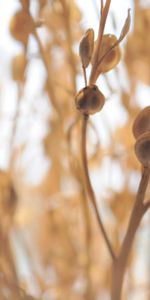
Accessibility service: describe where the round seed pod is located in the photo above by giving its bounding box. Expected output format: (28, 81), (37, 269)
(9, 9), (34, 45)
(135, 131), (150, 166)
(97, 34), (121, 73)
(75, 84), (105, 115)
(132, 106), (150, 139)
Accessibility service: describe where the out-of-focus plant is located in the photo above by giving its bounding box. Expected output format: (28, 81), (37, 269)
(76, 1), (150, 300)
(0, 0), (150, 300)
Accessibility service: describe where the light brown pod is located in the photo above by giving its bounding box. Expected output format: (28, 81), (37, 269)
(79, 29), (94, 68)
(132, 106), (150, 139)
(97, 34), (121, 73)
(135, 132), (150, 166)
(75, 84), (105, 115)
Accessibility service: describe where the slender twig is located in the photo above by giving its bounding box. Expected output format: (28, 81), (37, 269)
(120, 168), (150, 258)
(33, 29), (60, 116)
(67, 113), (93, 298)
(82, 66), (88, 87)
(90, 0), (111, 84)
(59, 0), (77, 93)
(80, 189), (94, 300)
(9, 84), (23, 166)
(101, 0), (104, 11)
(111, 167), (150, 300)
(81, 114), (115, 261)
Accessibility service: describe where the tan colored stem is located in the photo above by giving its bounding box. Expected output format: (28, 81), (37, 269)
(81, 114), (115, 261)
(83, 66), (87, 87)
(101, 0), (104, 11)
(59, 0), (77, 93)
(90, 0), (111, 84)
(33, 29), (60, 116)
(111, 167), (150, 300)
(80, 190), (93, 300)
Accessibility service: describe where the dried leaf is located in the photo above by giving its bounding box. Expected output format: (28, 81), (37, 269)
(79, 28), (94, 68)
(118, 8), (131, 43)
(93, 9), (131, 79)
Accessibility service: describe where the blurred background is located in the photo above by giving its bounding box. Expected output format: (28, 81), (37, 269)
(0, 0), (150, 299)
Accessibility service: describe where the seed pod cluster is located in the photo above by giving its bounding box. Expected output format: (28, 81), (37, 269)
(75, 84), (105, 115)
(132, 106), (150, 167)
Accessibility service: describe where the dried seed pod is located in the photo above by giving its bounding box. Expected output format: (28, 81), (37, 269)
(135, 132), (150, 166)
(75, 84), (105, 115)
(132, 106), (150, 139)
(97, 34), (121, 73)
(79, 29), (94, 68)
(9, 9), (34, 45)
(12, 52), (27, 82)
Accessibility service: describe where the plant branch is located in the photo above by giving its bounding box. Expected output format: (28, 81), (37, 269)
(81, 114), (115, 261)
(80, 189), (94, 300)
(67, 125), (93, 298)
(33, 29), (60, 116)
(90, 0), (111, 84)
(82, 66), (88, 87)
(111, 167), (150, 300)
(101, 0), (104, 11)
(59, 0), (77, 93)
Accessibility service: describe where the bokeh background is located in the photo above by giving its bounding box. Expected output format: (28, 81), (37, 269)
(0, 0), (150, 299)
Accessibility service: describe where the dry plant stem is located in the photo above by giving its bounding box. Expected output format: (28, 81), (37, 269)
(81, 114), (115, 261)
(101, 0), (104, 10)
(9, 84), (23, 166)
(67, 121), (93, 298)
(90, 0), (111, 84)
(80, 189), (93, 300)
(0, 225), (18, 282)
(82, 66), (87, 87)
(33, 29), (60, 116)
(111, 167), (150, 300)
(59, 0), (77, 93)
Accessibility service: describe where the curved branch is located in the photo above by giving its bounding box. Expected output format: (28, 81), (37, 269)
(90, 0), (111, 84)
(111, 167), (150, 300)
(33, 29), (60, 116)
(81, 114), (115, 261)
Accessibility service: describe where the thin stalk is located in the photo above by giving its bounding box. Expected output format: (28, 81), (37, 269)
(82, 66), (87, 87)
(100, 0), (104, 11)
(67, 117), (93, 299)
(80, 189), (93, 300)
(111, 167), (150, 300)
(9, 84), (25, 168)
(59, 0), (77, 93)
(90, 0), (111, 84)
(81, 114), (115, 261)
(33, 29), (60, 116)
